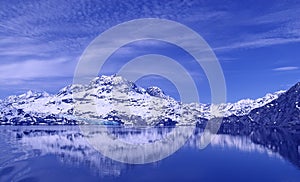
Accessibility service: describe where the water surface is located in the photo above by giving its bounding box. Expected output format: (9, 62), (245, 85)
(0, 126), (300, 182)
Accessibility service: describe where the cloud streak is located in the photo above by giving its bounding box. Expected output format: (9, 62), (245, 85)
(272, 66), (299, 71)
(215, 37), (300, 51)
(211, 5), (300, 51)
(0, 57), (75, 84)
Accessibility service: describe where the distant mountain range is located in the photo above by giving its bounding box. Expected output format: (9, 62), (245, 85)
(0, 75), (299, 126)
(221, 82), (300, 128)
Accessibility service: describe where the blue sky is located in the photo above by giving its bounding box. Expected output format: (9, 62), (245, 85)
(0, 0), (299, 103)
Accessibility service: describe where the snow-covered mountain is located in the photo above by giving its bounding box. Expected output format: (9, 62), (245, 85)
(221, 82), (300, 127)
(0, 75), (296, 126)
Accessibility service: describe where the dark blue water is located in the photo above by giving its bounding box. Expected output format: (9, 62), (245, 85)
(0, 126), (300, 182)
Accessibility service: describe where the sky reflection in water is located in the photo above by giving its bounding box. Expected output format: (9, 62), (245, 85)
(0, 125), (300, 182)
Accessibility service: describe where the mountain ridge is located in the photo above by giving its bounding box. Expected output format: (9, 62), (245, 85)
(0, 75), (298, 126)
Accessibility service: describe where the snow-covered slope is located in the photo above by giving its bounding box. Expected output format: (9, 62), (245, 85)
(0, 75), (289, 126)
(210, 90), (285, 117)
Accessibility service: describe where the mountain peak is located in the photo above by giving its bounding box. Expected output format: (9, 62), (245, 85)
(146, 86), (166, 98)
(12, 90), (50, 100)
(89, 75), (127, 86)
(287, 82), (300, 94)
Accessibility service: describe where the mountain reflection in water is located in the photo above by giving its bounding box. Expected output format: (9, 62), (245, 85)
(0, 125), (300, 181)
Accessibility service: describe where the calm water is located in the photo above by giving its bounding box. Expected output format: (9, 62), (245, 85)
(0, 125), (300, 182)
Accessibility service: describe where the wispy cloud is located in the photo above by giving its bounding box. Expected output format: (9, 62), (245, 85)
(0, 57), (75, 84)
(249, 7), (300, 25)
(273, 66), (299, 71)
(213, 6), (300, 51)
(215, 37), (300, 51)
